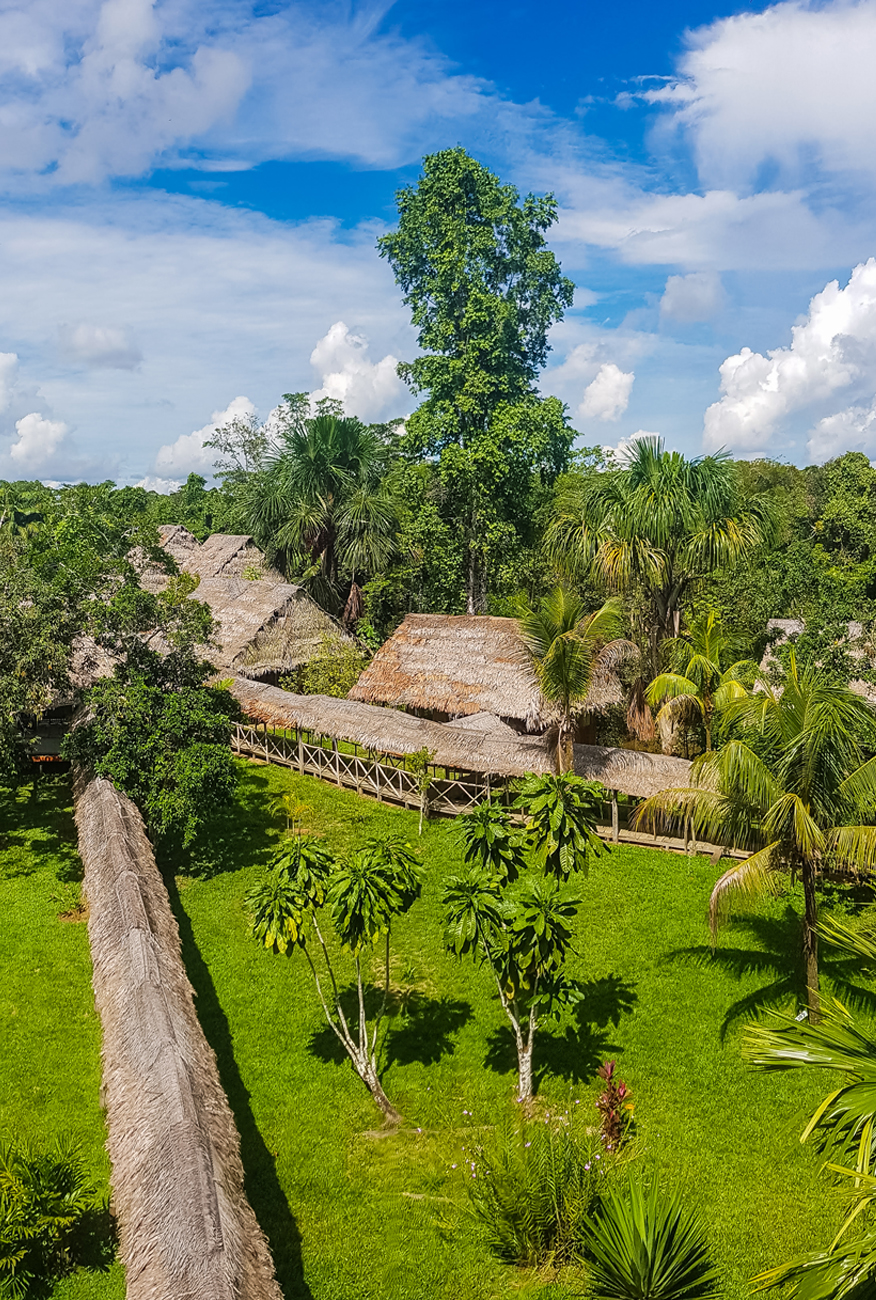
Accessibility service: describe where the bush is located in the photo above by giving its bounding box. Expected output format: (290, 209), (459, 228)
(0, 1139), (107, 1299)
(585, 1176), (718, 1300)
(464, 1119), (612, 1268)
(281, 634), (368, 699)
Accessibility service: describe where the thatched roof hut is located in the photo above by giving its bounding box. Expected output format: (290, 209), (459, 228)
(229, 678), (689, 795)
(76, 774), (282, 1300)
(348, 614), (627, 731)
(155, 527), (282, 583)
(191, 577), (355, 680)
(761, 617), (876, 704)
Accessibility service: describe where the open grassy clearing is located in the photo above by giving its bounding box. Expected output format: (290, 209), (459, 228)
(0, 778), (124, 1299)
(166, 758), (860, 1300)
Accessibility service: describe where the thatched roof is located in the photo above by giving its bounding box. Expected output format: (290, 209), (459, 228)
(192, 577), (355, 678)
(144, 527), (283, 588)
(762, 617), (876, 704)
(448, 711), (521, 739)
(229, 678), (689, 795)
(157, 524), (200, 566)
(349, 614), (626, 729)
(76, 774), (282, 1300)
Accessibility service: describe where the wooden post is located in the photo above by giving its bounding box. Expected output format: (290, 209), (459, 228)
(297, 729), (304, 776)
(263, 723), (269, 763)
(611, 796), (619, 844)
(485, 772), (491, 801)
(375, 759), (382, 803)
(333, 738), (340, 787)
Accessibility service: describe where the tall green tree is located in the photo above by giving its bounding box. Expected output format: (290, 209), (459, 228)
(247, 833), (422, 1122)
(520, 589), (636, 771)
(379, 147), (575, 612)
(646, 610), (756, 753)
(634, 656), (876, 1020)
(547, 436), (774, 676)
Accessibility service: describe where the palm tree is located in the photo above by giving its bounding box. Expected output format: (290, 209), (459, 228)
(646, 610), (756, 753)
(519, 588), (637, 772)
(634, 656), (876, 1020)
(247, 413), (397, 620)
(546, 436), (773, 677)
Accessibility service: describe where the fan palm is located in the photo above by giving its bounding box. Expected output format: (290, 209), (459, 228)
(546, 436), (773, 676)
(519, 588), (637, 772)
(646, 610), (756, 753)
(247, 413), (397, 618)
(634, 656), (876, 1020)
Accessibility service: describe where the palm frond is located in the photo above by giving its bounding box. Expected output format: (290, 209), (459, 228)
(709, 842), (785, 938)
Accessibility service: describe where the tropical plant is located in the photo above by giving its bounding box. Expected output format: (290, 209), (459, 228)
(296, 634), (368, 698)
(407, 746), (437, 835)
(633, 655), (876, 1020)
(443, 870), (582, 1101)
(247, 833), (422, 1122)
(515, 772), (606, 880)
(520, 588), (638, 771)
(646, 609), (757, 753)
(596, 1060), (635, 1152)
(0, 1139), (101, 1299)
(247, 408), (397, 619)
(464, 1118), (610, 1268)
(585, 1176), (719, 1300)
(546, 435), (773, 677)
(457, 798), (528, 883)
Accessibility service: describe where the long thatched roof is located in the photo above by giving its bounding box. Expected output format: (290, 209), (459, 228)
(76, 775), (282, 1300)
(229, 678), (689, 795)
(156, 527), (283, 583)
(349, 613), (627, 727)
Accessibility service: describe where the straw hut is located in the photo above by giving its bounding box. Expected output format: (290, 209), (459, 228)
(349, 614), (627, 734)
(76, 774), (282, 1300)
(761, 617), (876, 704)
(228, 677), (689, 795)
(139, 527), (284, 590)
(188, 577), (356, 681)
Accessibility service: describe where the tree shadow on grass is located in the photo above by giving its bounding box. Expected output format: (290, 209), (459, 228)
(665, 905), (876, 1040)
(306, 985), (473, 1071)
(160, 766), (280, 879)
(483, 975), (638, 1092)
(165, 873), (313, 1300)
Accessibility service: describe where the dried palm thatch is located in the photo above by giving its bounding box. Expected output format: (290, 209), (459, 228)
(229, 678), (689, 795)
(349, 614), (626, 730)
(187, 535), (282, 583)
(69, 635), (119, 690)
(76, 774), (282, 1300)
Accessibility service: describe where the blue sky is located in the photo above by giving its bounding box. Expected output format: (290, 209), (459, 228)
(2, 0), (876, 483)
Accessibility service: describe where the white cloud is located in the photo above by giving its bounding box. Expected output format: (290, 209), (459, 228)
(578, 363), (634, 422)
(660, 271), (724, 323)
(309, 322), (408, 423)
(9, 412), (68, 466)
(704, 259), (876, 455)
(604, 429), (660, 464)
(58, 322), (142, 369)
(154, 395), (255, 476)
(134, 474), (184, 493)
(649, 1), (876, 191)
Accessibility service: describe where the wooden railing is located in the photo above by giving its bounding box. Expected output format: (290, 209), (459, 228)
(230, 721), (744, 858)
(231, 722), (508, 817)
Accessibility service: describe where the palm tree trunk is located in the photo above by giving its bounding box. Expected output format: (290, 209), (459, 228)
(801, 858), (821, 1023)
(466, 543), (487, 615)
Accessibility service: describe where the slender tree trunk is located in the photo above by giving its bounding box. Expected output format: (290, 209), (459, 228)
(557, 718), (574, 773)
(801, 858), (821, 1022)
(358, 1059), (401, 1124)
(517, 1038), (534, 1102)
(466, 532), (487, 614)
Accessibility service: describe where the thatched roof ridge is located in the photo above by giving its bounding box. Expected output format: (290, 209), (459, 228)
(349, 613), (626, 726)
(229, 677), (555, 777)
(573, 745), (691, 799)
(157, 524), (200, 565)
(229, 679), (689, 795)
(76, 775), (282, 1300)
(448, 711), (520, 739)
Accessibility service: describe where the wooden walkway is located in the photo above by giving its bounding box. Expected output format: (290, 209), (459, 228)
(231, 722), (743, 860)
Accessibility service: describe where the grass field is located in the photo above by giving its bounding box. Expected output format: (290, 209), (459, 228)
(0, 778), (124, 1299)
(2, 761), (868, 1299)
(166, 758), (857, 1300)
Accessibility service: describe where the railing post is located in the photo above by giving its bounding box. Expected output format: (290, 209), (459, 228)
(611, 796), (619, 844)
(297, 729), (304, 775)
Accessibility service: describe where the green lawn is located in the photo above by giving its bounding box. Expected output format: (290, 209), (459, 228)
(0, 778), (124, 1299)
(2, 764), (865, 1300)
(164, 758), (857, 1300)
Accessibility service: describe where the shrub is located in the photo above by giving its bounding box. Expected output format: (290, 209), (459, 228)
(281, 635), (368, 699)
(464, 1119), (611, 1268)
(585, 1176), (718, 1300)
(596, 1060), (634, 1151)
(0, 1139), (105, 1299)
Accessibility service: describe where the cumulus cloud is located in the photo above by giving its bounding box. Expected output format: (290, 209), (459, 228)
(154, 395), (255, 476)
(578, 363), (634, 422)
(604, 430), (660, 464)
(9, 412), (68, 466)
(648, 0), (876, 191)
(134, 475), (184, 494)
(309, 322), (408, 422)
(58, 323), (142, 369)
(660, 271), (724, 323)
(704, 259), (876, 455)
